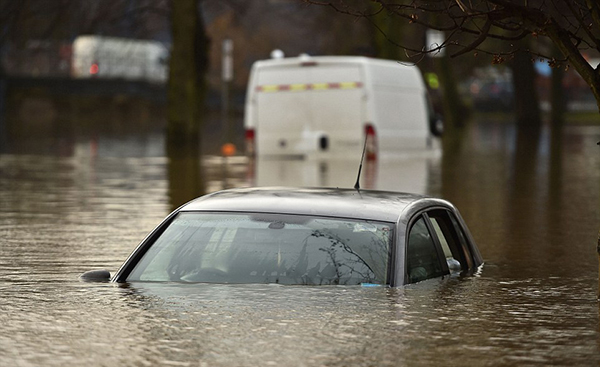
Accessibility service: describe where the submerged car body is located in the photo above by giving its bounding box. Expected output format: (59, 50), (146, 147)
(107, 187), (482, 286)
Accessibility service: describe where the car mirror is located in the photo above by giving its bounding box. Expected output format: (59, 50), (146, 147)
(79, 269), (111, 282)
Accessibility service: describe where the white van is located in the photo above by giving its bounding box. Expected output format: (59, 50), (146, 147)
(244, 55), (441, 158)
(71, 35), (168, 83)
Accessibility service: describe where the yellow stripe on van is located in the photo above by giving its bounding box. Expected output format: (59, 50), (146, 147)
(311, 83), (329, 90)
(255, 82), (362, 92)
(340, 82), (360, 89)
(260, 85), (279, 92)
(289, 83), (308, 91)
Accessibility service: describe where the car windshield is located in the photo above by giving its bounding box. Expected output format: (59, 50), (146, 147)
(127, 212), (393, 285)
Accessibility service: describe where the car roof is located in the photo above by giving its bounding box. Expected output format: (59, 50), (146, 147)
(180, 187), (453, 223)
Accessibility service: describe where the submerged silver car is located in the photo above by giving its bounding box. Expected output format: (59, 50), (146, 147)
(84, 187), (483, 286)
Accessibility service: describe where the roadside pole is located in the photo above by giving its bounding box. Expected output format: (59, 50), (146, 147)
(221, 39), (234, 156)
(0, 73), (6, 152)
(220, 39), (234, 189)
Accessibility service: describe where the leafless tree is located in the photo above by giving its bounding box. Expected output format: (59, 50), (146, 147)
(306, 0), (600, 112)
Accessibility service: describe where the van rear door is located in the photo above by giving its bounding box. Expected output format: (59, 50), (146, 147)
(254, 63), (364, 156)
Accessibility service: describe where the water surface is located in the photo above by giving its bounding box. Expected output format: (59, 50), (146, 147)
(1, 119), (599, 366)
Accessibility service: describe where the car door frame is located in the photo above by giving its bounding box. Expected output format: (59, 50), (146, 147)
(393, 200), (482, 286)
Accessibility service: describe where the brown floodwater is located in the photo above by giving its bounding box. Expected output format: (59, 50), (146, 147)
(1, 117), (599, 366)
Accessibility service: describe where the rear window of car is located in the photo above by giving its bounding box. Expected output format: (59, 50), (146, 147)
(127, 212), (393, 285)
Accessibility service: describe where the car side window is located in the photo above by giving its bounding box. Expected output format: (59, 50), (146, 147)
(406, 216), (444, 283)
(427, 210), (473, 271)
(430, 217), (462, 273)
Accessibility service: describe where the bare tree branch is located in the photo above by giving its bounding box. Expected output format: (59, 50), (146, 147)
(305, 0), (600, 111)
(585, 0), (600, 36)
(451, 16), (492, 57)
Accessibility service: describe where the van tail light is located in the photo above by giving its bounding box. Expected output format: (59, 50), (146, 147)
(245, 128), (256, 156)
(365, 124), (377, 161)
(89, 62), (99, 75)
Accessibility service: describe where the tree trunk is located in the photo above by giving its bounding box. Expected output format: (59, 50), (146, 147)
(0, 63), (6, 152)
(194, 1), (210, 107)
(369, 8), (404, 60)
(166, 0), (209, 208)
(168, 153), (204, 211)
(542, 21), (600, 299)
(550, 48), (566, 128)
(436, 52), (469, 130)
(511, 40), (541, 130)
(167, 0), (202, 153)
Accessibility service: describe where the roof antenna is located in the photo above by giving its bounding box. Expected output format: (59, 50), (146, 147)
(354, 136), (368, 190)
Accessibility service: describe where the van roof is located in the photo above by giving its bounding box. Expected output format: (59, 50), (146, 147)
(252, 55), (415, 70)
(249, 56), (425, 91)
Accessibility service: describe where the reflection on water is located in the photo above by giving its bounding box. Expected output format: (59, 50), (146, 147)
(251, 151), (440, 194)
(1, 117), (600, 365)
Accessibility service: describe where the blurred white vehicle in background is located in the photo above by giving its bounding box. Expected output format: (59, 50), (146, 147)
(71, 35), (168, 83)
(244, 55), (442, 158)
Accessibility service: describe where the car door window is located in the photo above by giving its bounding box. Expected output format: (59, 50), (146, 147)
(406, 216), (443, 283)
(427, 210), (473, 271)
(430, 217), (462, 273)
